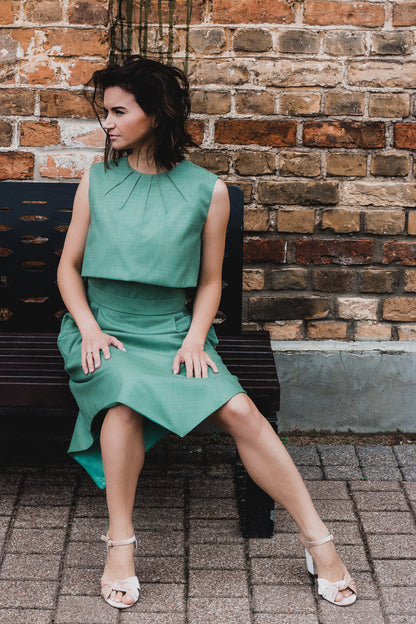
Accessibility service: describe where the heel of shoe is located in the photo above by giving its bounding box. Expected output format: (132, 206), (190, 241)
(305, 547), (317, 575)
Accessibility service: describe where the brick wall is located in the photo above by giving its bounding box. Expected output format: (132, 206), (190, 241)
(2, 0), (416, 341)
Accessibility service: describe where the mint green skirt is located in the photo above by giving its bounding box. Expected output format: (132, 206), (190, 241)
(57, 278), (245, 488)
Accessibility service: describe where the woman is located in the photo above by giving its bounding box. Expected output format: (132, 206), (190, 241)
(57, 56), (357, 610)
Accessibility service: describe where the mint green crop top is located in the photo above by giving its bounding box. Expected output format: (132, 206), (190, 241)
(81, 156), (219, 288)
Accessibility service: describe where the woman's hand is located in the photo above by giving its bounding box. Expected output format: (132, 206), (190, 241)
(81, 328), (126, 375)
(172, 339), (218, 378)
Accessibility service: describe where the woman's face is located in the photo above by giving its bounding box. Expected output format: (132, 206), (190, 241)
(101, 86), (155, 152)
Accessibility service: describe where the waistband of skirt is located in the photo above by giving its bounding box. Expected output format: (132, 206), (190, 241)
(86, 278), (186, 315)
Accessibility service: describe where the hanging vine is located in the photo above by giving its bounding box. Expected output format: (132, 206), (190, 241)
(109, 0), (193, 72)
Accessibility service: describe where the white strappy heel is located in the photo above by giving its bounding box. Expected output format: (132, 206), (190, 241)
(100, 534), (140, 609)
(299, 533), (357, 606)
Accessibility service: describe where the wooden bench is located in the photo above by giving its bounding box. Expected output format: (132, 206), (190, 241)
(0, 180), (280, 538)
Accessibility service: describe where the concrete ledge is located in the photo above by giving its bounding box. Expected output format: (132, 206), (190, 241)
(271, 341), (416, 433)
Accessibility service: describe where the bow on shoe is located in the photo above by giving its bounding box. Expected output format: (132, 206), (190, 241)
(100, 576), (140, 609)
(318, 571), (357, 606)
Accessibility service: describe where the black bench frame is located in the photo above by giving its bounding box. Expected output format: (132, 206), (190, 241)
(0, 180), (280, 538)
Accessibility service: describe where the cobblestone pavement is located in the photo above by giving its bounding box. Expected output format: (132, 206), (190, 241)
(0, 443), (415, 624)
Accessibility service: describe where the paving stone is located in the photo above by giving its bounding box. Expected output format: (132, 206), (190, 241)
(189, 478), (236, 498)
(250, 557), (311, 585)
(380, 587), (416, 614)
(136, 556), (185, 583)
(336, 543), (371, 571)
(367, 534), (416, 559)
(404, 483), (416, 500)
(0, 495), (17, 516)
(362, 465), (403, 481)
(349, 480), (401, 492)
(312, 499), (356, 521)
(0, 581), (57, 609)
(205, 465), (234, 478)
(304, 481), (350, 499)
(188, 597), (251, 624)
(0, 609), (53, 624)
(64, 541), (104, 568)
(353, 491), (408, 511)
(254, 616), (319, 624)
(324, 521), (363, 544)
(359, 512), (416, 534)
(189, 569), (249, 597)
(353, 571), (378, 599)
(19, 486), (75, 506)
(319, 599), (384, 623)
(274, 509), (297, 533)
(189, 498), (238, 519)
(135, 531), (185, 557)
(248, 533), (303, 558)
(374, 559), (416, 586)
(55, 595), (118, 623)
(131, 583), (185, 612)
(323, 466), (364, 480)
(318, 444), (359, 466)
(25, 473), (77, 486)
(120, 614), (185, 624)
(74, 496), (108, 517)
(60, 567), (101, 595)
(0, 474), (21, 494)
(286, 446), (320, 466)
(402, 466), (416, 481)
(188, 519), (243, 543)
(388, 617), (416, 624)
(0, 553), (61, 580)
(394, 446), (416, 466)
(7, 528), (66, 554)
(357, 445), (398, 465)
(133, 507), (184, 530)
(134, 488), (184, 508)
(14, 506), (70, 529)
(297, 465), (323, 480)
(69, 517), (109, 540)
(189, 543), (246, 569)
(252, 584), (316, 613)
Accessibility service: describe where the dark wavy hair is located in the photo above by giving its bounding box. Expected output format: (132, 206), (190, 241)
(89, 55), (195, 171)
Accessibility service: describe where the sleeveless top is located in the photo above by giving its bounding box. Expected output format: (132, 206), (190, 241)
(81, 155), (218, 288)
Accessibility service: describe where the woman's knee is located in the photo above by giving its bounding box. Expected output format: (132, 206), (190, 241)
(106, 404), (142, 426)
(214, 394), (264, 439)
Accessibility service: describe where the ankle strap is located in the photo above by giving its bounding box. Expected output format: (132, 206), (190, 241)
(303, 533), (333, 547)
(101, 534), (137, 548)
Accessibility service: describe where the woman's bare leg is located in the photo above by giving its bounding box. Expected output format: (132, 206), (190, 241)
(100, 404), (145, 605)
(209, 393), (354, 602)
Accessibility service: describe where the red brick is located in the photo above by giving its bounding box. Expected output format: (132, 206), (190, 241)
(24, 0), (63, 22)
(44, 28), (108, 57)
(212, 0), (294, 24)
(383, 241), (416, 266)
(308, 321), (348, 339)
(0, 121), (13, 147)
(296, 239), (373, 265)
(303, 121), (385, 148)
(263, 321), (303, 340)
(20, 121), (60, 147)
(244, 237), (287, 263)
(0, 1), (15, 25)
(304, 1), (384, 26)
(40, 91), (94, 118)
(20, 61), (55, 85)
(259, 181), (338, 205)
(383, 297), (416, 321)
(249, 295), (330, 321)
(132, 0), (204, 25)
(215, 120), (296, 147)
(0, 152), (34, 180)
(408, 212), (416, 236)
(0, 89), (35, 115)
(394, 123), (416, 149)
(68, 60), (106, 86)
(69, 1), (108, 25)
(393, 2), (416, 26)
(186, 120), (204, 145)
(313, 269), (354, 292)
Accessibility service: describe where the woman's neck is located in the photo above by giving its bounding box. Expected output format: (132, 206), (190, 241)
(128, 150), (166, 175)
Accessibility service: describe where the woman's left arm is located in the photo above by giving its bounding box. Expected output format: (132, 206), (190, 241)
(172, 178), (230, 378)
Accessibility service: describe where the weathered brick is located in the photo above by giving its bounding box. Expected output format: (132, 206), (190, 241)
(248, 296), (330, 321)
(235, 151), (275, 176)
(394, 123), (416, 149)
(24, 0), (63, 22)
(343, 182), (416, 207)
(20, 121), (60, 147)
(279, 152), (321, 177)
(393, 2), (416, 26)
(212, 0), (294, 24)
(254, 60), (342, 87)
(303, 121), (385, 149)
(356, 322), (391, 340)
(0, 32), (20, 64)
(238, 181), (253, 203)
(360, 270), (397, 293)
(19, 61), (55, 85)
(38, 152), (101, 178)
(0, 121), (13, 147)
(280, 92), (321, 115)
(69, 1), (108, 25)
(365, 211), (405, 235)
(186, 120), (204, 145)
(259, 181), (338, 205)
(0, 89), (35, 116)
(189, 28), (226, 54)
(233, 29), (272, 52)
(40, 91), (94, 118)
(60, 120), (105, 148)
(321, 209), (360, 233)
(369, 94), (410, 118)
(313, 269), (354, 292)
(263, 321), (303, 340)
(326, 153), (367, 177)
(325, 31), (366, 56)
(68, 60), (106, 87)
(235, 90), (275, 115)
(371, 154), (409, 177)
(371, 32), (412, 56)
(349, 61), (416, 88)
(383, 241), (416, 266)
(383, 297), (416, 321)
(277, 209), (315, 233)
(243, 268), (264, 291)
(0, 152), (34, 180)
(244, 237), (286, 263)
(191, 90), (231, 115)
(308, 321), (348, 339)
(267, 268), (308, 290)
(0, 1), (15, 25)
(244, 209), (270, 231)
(189, 61), (250, 86)
(304, 1), (384, 26)
(408, 212), (416, 236)
(338, 296), (379, 320)
(132, 0), (204, 24)
(278, 30), (319, 54)
(188, 150), (228, 174)
(404, 270), (416, 292)
(296, 240), (372, 265)
(397, 324), (416, 340)
(325, 92), (364, 116)
(44, 28), (108, 57)
(215, 120), (296, 147)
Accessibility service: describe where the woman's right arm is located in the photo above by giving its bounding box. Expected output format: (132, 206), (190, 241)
(57, 169), (125, 374)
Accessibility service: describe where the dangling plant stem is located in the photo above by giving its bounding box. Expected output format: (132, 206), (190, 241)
(158, 0), (164, 61)
(167, 0), (175, 65)
(184, 0), (193, 73)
